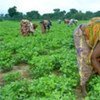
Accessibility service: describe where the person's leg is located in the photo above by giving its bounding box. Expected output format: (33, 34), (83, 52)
(78, 59), (92, 96)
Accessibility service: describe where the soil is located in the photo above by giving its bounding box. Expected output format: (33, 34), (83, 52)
(0, 63), (30, 86)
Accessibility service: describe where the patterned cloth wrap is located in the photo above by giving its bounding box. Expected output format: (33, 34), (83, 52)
(74, 26), (92, 86)
(21, 19), (34, 35)
(84, 18), (100, 63)
(74, 17), (100, 86)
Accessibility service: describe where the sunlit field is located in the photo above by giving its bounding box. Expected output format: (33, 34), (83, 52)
(0, 20), (100, 99)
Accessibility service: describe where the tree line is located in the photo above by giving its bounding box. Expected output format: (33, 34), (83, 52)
(0, 6), (100, 21)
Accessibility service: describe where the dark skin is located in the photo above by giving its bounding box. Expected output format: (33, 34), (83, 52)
(98, 58), (100, 62)
(91, 41), (100, 74)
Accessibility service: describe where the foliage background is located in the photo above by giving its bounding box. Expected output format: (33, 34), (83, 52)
(0, 6), (100, 20)
(0, 21), (100, 99)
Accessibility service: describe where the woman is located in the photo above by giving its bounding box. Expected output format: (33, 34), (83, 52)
(74, 17), (100, 96)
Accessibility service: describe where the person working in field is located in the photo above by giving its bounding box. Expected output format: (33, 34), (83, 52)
(74, 17), (100, 96)
(40, 20), (52, 33)
(20, 19), (38, 36)
(68, 19), (78, 26)
(64, 19), (78, 26)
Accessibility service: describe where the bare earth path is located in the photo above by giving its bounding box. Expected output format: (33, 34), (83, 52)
(0, 63), (30, 85)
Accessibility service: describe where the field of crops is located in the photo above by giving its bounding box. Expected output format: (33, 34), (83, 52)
(0, 20), (100, 100)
